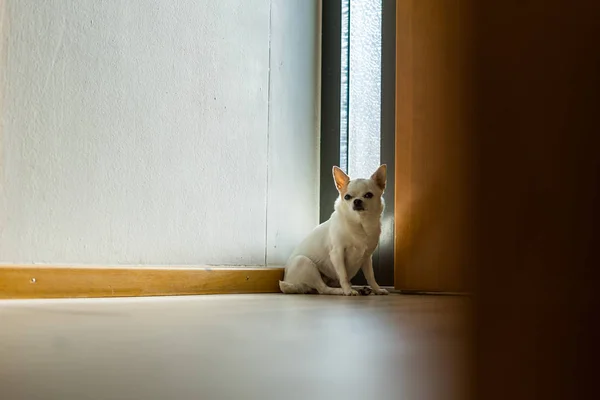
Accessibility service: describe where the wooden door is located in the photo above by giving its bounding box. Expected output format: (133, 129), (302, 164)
(394, 0), (471, 292)
(391, 0), (600, 397)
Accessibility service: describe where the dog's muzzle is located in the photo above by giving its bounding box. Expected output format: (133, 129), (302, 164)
(353, 198), (365, 211)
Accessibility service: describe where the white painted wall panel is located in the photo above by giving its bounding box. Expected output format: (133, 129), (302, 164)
(266, 0), (320, 265)
(0, 0), (319, 266)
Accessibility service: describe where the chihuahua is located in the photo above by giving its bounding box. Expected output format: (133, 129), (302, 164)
(279, 165), (389, 296)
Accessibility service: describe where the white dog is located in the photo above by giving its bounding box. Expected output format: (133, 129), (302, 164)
(279, 165), (389, 296)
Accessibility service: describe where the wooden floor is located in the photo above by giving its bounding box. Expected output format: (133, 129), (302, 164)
(0, 294), (469, 400)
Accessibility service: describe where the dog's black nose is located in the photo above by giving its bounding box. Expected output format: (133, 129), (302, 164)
(353, 199), (363, 206)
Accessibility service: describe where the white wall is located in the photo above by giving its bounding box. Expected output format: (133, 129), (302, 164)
(0, 0), (320, 266)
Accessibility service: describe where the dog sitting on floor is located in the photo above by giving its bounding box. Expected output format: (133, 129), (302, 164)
(279, 165), (389, 296)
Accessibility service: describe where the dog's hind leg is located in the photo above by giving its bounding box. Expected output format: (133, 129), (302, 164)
(280, 255), (344, 295)
(279, 281), (316, 294)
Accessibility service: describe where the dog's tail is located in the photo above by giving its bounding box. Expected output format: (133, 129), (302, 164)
(279, 281), (314, 294)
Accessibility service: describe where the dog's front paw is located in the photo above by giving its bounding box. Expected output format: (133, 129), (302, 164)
(373, 288), (389, 295)
(343, 288), (359, 296)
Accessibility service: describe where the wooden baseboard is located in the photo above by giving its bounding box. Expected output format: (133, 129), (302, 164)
(0, 266), (284, 299)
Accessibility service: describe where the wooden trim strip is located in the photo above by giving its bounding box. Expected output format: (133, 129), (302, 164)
(0, 266), (284, 299)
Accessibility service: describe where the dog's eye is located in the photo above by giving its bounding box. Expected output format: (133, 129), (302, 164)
(364, 192), (373, 199)
(344, 194), (352, 200)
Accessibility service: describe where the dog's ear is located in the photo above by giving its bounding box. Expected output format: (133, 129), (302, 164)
(332, 166), (350, 193)
(370, 164), (387, 191)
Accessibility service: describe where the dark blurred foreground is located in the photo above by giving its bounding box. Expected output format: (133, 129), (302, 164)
(468, 1), (600, 399)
